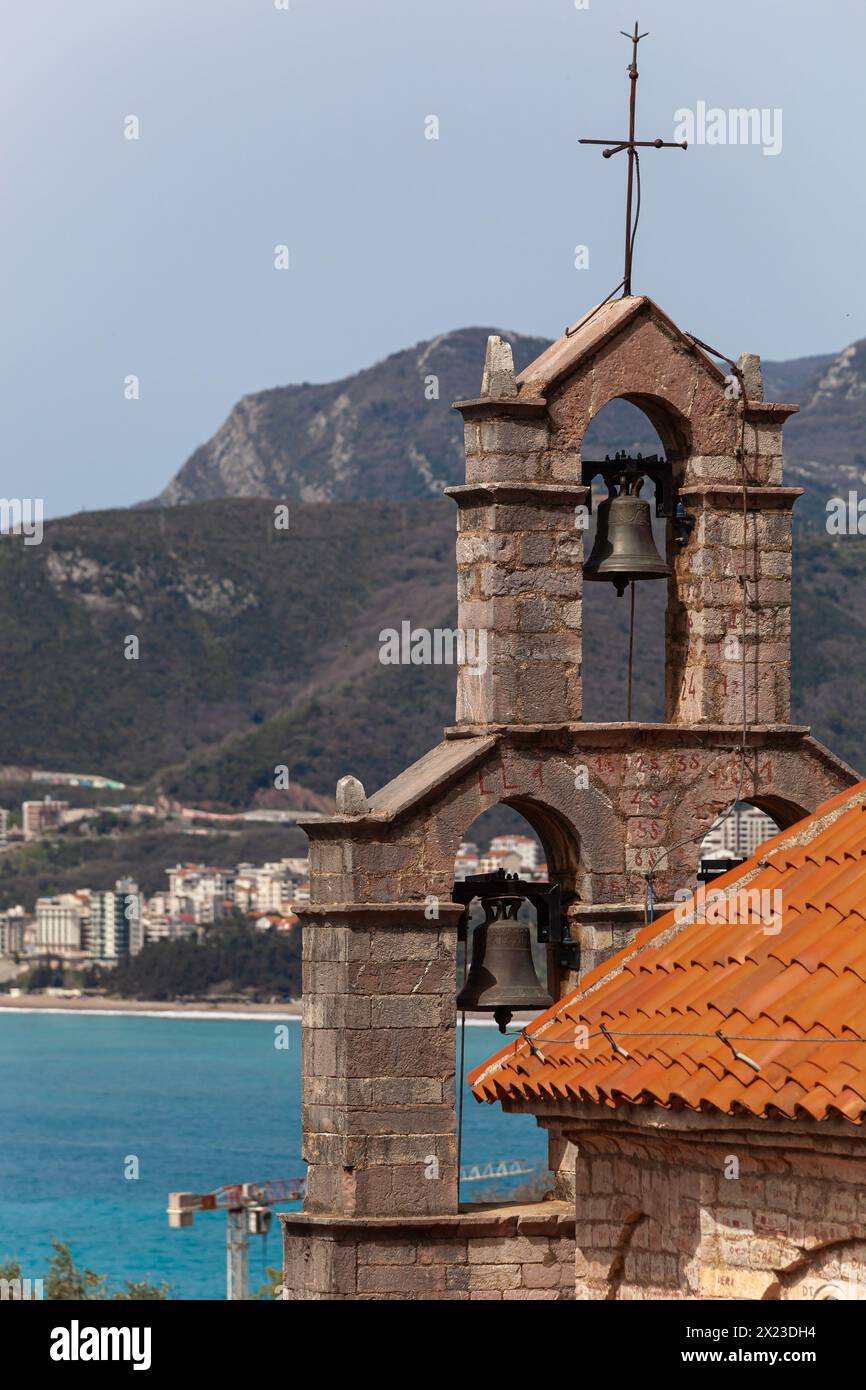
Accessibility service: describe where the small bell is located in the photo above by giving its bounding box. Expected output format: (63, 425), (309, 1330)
(584, 473), (672, 597)
(456, 893), (553, 1033)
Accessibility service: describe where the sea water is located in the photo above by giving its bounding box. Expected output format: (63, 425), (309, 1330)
(0, 1012), (545, 1299)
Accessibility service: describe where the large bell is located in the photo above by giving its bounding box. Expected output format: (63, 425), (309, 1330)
(456, 894), (553, 1033)
(584, 474), (672, 597)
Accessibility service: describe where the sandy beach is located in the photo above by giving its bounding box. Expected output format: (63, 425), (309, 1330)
(0, 993), (532, 1027)
(0, 993), (303, 1019)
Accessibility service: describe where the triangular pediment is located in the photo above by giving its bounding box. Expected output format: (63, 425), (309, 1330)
(516, 294), (727, 397)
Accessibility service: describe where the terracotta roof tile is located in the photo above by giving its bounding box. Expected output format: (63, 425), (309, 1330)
(470, 781), (866, 1125)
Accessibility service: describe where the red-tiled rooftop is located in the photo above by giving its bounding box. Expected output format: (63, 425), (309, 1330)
(470, 782), (866, 1125)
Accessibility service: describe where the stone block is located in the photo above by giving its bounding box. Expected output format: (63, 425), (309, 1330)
(522, 1260), (563, 1289)
(480, 418), (549, 455)
(468, 1235), (548, 1264)
(356, 1263), (447, 1294)
(370, 994), (443, 1029)
(466, 1263), (522, 1291)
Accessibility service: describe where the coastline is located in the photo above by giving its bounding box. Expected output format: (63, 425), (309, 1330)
(0, 994), (532, 1027)
(0, 994), (303, 1020)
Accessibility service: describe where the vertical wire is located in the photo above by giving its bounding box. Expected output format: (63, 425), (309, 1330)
(627, 580), (636, 720)
(456, 932), (468, 1205)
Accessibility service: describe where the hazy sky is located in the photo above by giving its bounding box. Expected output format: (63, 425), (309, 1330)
(3, 0), (865, 517)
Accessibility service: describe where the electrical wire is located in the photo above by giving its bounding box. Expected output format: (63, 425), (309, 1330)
(505, 1027), (866, 1047)
(456, 931), (469, 1193)
(634, 353), (755, 909)
(626, 579), (636, 721)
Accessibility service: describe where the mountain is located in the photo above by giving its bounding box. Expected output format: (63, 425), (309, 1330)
(0, 498), (457, 805)
(772, 342), (866, 520)
(157, 329), (550, 507)
(157, 325), (861, 517)
(1, 498), (863, 817)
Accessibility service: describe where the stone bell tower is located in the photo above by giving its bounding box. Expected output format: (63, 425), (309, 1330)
(281, 295), (856, 1300)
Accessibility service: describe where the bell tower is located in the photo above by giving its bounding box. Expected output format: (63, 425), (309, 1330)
(282, 296), (855, 1300)
(281, 27), (857, 1303)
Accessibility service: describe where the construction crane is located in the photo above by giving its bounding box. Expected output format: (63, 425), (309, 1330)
(167, 1179), (304, 1300)
(168, 1161), (540, 1297)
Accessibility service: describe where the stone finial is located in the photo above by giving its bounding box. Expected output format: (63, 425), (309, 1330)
(336, 774), (368, 815)
(480, 335), (517, 399)
(736, 352), (764, 402)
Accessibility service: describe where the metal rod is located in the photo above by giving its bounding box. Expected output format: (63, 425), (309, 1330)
(578, 24), (686, 297)
(579, 138), (686, 148)
(623, 28), (639, 295)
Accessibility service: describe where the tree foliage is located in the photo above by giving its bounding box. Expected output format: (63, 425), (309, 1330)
(89, 914), (300, 1001)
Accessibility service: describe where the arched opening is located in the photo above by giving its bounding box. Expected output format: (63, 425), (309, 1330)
(453, 803), (559, 1207)
(580, 398), (670, 721)
(697, 800), (783, 883)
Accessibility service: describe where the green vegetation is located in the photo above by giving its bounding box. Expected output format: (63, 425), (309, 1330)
(0, 474), (863, 842)
(89, 913), (300, 1001)
(0, 1240), (171, 1300)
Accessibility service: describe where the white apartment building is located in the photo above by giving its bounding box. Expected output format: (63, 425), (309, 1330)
(488, 835), (540, 871)
(34, 892), (90, 957)
(88, 879), (141, 962)
(233, 859), (308, 915)
(453, 841), (480, 881)
(0, 905), (28, 955)
(166, 865), (236, 925)
(701, 803), (780, 861)
(143, 915), (198, 945)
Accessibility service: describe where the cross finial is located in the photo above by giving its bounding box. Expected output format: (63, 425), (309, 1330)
(579, 23), (687, 296)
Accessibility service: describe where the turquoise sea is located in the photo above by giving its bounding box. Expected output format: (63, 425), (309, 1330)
(0, 1012), (545, 1300)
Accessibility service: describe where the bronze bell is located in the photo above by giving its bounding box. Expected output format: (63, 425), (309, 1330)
(584, 473), (672, 597)
(456, 893), (553, 1033)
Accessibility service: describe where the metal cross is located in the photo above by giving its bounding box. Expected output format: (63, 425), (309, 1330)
(579, 22), (687, 296)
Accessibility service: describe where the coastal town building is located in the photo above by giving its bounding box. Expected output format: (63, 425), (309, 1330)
(0, 905), (28, 955)
(488, 834), (540, 872)
(284, 295), (859, 1300)
(233, 859), (307, 915)
(22, 796), (68, 841)
(166, 865), (237, 925)
(0, 852), (317, 963)
(34, 892), (89, 958)
(88, 878), (141, 962)
(700, 801), (779, 862)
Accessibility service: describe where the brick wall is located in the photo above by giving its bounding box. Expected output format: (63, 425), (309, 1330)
(281, 1201), (575, 1301)
(566, 1123), (866, 1300)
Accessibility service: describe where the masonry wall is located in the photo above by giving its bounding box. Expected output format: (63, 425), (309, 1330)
(301, 904), (462, 1217)
(666, 486), (799, 726)
(568, 1124), (866, 1300)
(282, 1201), (575, 1301)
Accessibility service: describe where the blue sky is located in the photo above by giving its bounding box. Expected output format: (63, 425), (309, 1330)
(3, 0), (865, 517)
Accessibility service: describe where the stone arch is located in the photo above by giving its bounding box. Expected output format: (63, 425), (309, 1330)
(579, 391), (674, 724)
(417, 745), (625, 903)
(664, 757), (815, 892)
(582, 389), (693, 472)
(541, 301), (739, 469)
(746, 792), (809, 830)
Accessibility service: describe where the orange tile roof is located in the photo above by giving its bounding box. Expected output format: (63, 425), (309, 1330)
(470, 782), (866, 1125)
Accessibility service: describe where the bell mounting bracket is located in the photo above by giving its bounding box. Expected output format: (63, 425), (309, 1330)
(581, 452), (695, 547)
(581, 453), (674, 517)
(452, 868), (579, 970)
